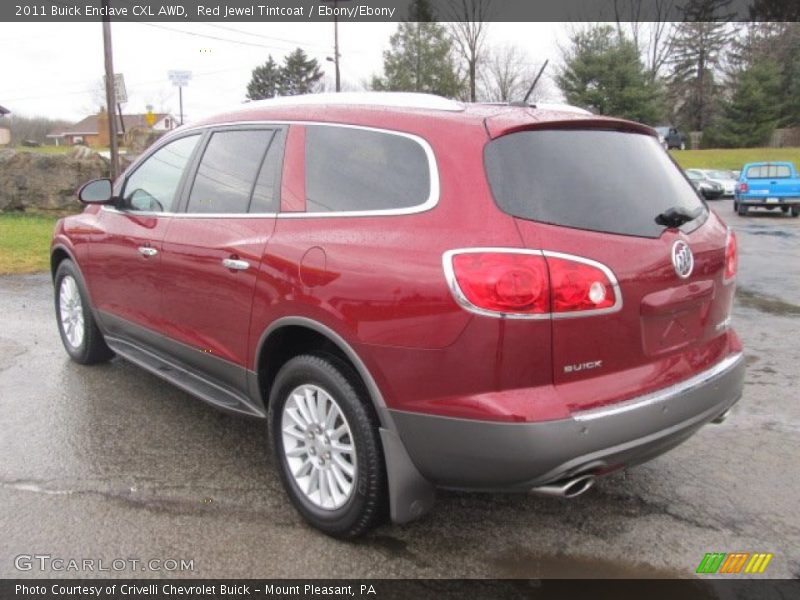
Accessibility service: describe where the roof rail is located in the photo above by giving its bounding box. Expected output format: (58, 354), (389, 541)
(239, 92), (465, 112)
(478, 101), (592, 115)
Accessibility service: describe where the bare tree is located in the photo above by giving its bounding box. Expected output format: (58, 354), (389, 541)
(613, 0), (677, 80)
(479, 44), (536, 102)
(445, 0), (493, 102)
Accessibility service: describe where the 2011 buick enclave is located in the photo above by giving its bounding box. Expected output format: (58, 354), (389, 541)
(51, 93), (744, 537)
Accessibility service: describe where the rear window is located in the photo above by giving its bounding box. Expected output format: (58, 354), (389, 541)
(746, 164), (791, 179)
(305, 125), (431, 213)
(484, 129), (706, 238)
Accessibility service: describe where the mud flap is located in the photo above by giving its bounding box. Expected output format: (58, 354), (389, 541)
(379, 428), (436, 524)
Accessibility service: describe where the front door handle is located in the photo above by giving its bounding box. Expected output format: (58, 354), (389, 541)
(138, 246), (158, 257)
(222, 258), (250, 271)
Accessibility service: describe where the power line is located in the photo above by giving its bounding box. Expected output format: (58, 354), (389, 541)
(202, 23), (331, 51)
(134, 21), (307, 52)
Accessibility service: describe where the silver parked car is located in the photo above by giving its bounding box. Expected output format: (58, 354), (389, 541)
(699, 169), (737, 197)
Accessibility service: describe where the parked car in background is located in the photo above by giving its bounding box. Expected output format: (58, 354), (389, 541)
(699, 169), (737, 197)
(735, 161), (800, 217)
(685, 169), (724, 199)
(51, 93), (744, 537)
(655, 126), (687, 150)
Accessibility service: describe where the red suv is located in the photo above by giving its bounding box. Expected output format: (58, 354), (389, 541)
(51, 93), (745, 537)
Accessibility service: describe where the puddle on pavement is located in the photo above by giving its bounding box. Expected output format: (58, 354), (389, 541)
(736, 288), (800, 317)
(487, 547), (688, 579)
(744, 229), (795, 238)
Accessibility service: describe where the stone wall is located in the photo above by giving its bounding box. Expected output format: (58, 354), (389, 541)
(0, 148), (110, 212)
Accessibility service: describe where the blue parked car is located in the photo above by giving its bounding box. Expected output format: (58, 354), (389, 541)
(735, 162), (800, 217)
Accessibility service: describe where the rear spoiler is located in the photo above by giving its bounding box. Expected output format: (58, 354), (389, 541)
(484, 109), (656, 140)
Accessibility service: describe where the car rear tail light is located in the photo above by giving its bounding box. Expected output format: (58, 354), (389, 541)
(444, 250), (620, 318)
(546, 255), (617, 312)
(448, 251), (549, 316)
(738, 182), (748, 193)
(724, 229), (737, 283)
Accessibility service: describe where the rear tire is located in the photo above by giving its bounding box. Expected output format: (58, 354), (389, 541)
(738, 203), (748, 216)
(792, 206), (800, 218)
(733, 201), (739, 213)
(269, 354), (388, 538)
(54, 260), (114, 364)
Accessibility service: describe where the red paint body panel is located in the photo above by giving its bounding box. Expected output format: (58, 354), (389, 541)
(160, 216), (275, 367)
(56, 101), (742, 426)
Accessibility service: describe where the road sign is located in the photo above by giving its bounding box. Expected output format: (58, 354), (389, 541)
(103, 73), (127, 104)
(168, 70), (192, 87)
(145, 111), (157, 127)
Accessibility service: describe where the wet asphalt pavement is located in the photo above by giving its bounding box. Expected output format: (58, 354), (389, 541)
(1, 198), (799, 580)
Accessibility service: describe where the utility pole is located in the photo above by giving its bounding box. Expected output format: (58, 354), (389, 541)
(101, 0), (119, 178)
(333, 0), (341, 92)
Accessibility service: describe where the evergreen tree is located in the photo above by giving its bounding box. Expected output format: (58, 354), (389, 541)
(703, 59), (782, 147)
(371, 0), (463, 97)
(557, 25), (662, 124)
(280, 48), (324, 96)
(728, 23), (800, 127)
(667, 0), (734, 131)
(246, 49), (323, 100)
(246, 56), (283, 100)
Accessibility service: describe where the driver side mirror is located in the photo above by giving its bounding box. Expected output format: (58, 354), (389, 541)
(77, 178), (113, 204)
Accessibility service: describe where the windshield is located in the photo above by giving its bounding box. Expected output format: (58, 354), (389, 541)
(484, 129), (706, 238)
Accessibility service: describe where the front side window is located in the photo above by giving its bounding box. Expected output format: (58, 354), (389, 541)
(187, 129), (276, 214)
(122, 134), (200, 212)
(304, 125), (432, 213)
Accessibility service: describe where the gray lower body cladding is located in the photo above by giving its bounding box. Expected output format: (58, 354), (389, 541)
(390, 353), (745, 491)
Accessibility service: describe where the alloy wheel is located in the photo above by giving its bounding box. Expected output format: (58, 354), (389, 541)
(281, 384), (357, 510)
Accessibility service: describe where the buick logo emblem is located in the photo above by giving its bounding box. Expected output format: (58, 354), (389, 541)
(672, 240), (694, 279)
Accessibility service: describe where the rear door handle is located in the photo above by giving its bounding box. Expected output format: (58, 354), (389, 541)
(138, 246), (158, 257)
(222, 258), (250, 271)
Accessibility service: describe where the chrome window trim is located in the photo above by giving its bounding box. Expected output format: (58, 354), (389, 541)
(110, 120), (440, 219)
(101, 206), (278, 219)
(573, 352), (744, 422)
(442, 247), (623, 321)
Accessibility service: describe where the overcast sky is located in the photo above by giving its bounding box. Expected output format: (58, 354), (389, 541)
(1, 21), (566, 123)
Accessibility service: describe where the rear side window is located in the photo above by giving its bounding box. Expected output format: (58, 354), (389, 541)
(305, 125), (431, 213)
(250, 130), (285, 213)
(187, 129), (275, 214)
(484, 129), (706, 238)
(746, 164), (791, 179)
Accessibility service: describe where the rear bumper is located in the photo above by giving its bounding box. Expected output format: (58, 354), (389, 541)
(390, 352), (745, 491)
(737, 196), (800, 206)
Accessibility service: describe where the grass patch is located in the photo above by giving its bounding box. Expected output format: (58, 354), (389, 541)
(11, 145), (73, 155)
(0, 213), (59, 274)
(670, 147), (800, 170)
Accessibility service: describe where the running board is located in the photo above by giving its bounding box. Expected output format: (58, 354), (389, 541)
(105, 336), (265, 418)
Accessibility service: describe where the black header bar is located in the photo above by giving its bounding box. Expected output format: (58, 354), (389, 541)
(4, 0), (799, 23)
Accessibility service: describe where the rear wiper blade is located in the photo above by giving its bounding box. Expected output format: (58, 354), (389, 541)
(655, 206), (701, 228)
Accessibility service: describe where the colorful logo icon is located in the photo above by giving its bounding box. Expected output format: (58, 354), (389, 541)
(696, 552), (773, 574)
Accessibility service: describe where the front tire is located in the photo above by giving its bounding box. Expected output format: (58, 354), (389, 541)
(269, 354), (387, 538)
(54, 260), (114, 364)
(792, 206), (800, 218)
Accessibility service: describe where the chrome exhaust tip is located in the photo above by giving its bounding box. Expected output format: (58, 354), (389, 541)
(712, 408), (732, 424)
(531, 473), (596, 499)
